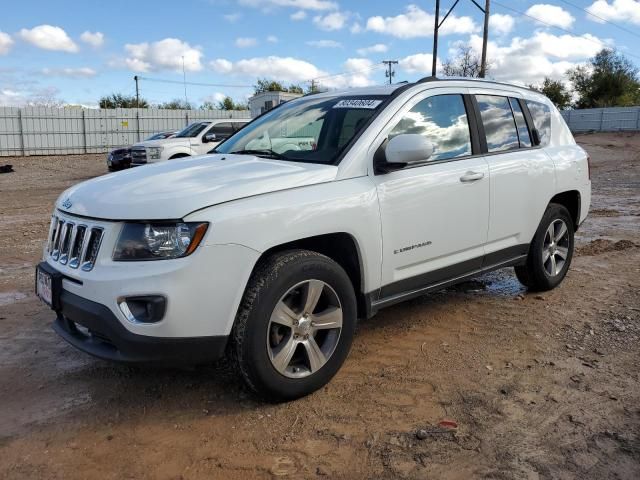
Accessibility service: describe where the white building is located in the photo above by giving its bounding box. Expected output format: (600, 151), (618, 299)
(248, 91), (303, 118)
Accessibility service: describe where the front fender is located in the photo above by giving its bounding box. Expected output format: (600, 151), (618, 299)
(184, 177), (383, 294)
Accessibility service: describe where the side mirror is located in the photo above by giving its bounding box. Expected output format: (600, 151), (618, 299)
(203, 132), (218, 143)
(385, 134), (434, 165)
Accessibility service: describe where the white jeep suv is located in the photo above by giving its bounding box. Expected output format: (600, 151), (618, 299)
(130, 118), (248, 165)
(37, 78), (590, 401)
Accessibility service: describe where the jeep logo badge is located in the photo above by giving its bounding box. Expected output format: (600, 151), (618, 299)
(62, 198), (73, 209)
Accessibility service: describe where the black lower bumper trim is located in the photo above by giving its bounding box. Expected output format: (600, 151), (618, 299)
(53, 289), (228, 364)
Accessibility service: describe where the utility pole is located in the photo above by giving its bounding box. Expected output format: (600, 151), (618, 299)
(310, 79), (317, 93)
(480, 0), (491, 78)
(383, 60), (398, 84)
(432, 0), (440, 77)
(431, 0), (490, 78)
(134, 75), (140, 108)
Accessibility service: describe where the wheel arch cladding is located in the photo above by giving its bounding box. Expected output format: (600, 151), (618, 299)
(549, 190), (581, 230)
(254, 233), (366, 319)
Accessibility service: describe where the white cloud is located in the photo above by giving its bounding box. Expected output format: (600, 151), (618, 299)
(525, 4), (575, 29)
(313, 11), (349, 30)
(239, 0), (337, 10)
(211, 55), (325, 83)
(366, 4), (476, 38)
(399, 53), (439, 74)
(235, 37), (257, 48)
(210, 58), (233, 74)
(290, 10), (307, 20)
(80, 31), (104, 47)
(42, 67), (97, 78)
(223, 13), (242, 23)
(202, 92), (227, 104)
(356, 43), (388, 56)
(123, 38), (203, 72)
(467, 31), (607, 84)
(350, 22), (363, 33)
(587, 0), (640, 24)
(18, 25), (78, 52)
(0, 31), (13, 55)
(306, 39), (342, 48)
(267, 35), (278, 43)
(489, 14), (515, 35)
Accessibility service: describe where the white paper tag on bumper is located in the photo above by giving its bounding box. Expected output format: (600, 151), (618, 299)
(333, 99), (382, 109)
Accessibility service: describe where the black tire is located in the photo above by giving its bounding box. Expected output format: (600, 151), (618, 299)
(230, 249), (357, 402)
(169, 153), (190, 159)
(515, 203), (574, 291)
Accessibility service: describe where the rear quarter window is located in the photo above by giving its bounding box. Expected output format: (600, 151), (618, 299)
(526, 100), (551, 146)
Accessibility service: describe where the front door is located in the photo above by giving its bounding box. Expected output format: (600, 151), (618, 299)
(372, 91), (490, 299)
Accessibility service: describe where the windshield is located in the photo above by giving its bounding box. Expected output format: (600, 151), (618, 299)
(215, 95), (387, 164)
(145, 132), (173, 141)
(175, 122), (210, 138)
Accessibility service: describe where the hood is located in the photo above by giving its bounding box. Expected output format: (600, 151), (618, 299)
(133, 137), (189, 149)
(56, 154), (338, 220)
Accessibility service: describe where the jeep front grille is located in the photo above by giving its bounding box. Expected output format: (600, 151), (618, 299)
(47, 215), (104, 271)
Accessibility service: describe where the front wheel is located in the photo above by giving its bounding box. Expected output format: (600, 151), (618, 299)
(231, 250), (357, 402)
(515, 203), (574, 291)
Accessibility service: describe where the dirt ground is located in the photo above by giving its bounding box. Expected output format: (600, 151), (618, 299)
(0, 133), (639, 479)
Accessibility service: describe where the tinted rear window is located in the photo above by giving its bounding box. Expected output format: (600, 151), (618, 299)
(526, 100), (551, 146)
(509, 98), (532, 148)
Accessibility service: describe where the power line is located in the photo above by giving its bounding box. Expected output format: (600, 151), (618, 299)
(137, 76), (253, 88)
(492, 0), (640, 62)
(556, 0), (640, 41)
(311, 63), (385, 82)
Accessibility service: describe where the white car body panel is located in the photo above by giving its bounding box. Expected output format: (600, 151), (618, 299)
(57, 155), (337, 220)
(43, 79), (590, 346)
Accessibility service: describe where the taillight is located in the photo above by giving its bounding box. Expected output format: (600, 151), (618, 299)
(587, 155), (591, 180)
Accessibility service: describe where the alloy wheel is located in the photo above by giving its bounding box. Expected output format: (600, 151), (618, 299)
(267, 279), (343, 379)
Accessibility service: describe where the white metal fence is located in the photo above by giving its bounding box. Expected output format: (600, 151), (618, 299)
(0, 107), (252, 157)
(561, 106), (640, 133)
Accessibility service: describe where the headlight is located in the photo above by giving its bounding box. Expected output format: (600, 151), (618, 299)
(113, 222), (208, 261)
(147, 146), (163, 159)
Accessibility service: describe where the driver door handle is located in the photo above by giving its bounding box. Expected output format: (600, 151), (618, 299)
(460, 171), (485, 183)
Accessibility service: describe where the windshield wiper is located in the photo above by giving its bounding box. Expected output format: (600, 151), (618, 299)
(231, 149), (286, 160)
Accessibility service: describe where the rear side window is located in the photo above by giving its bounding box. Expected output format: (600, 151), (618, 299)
(509, 98), (532, 148)
(210, 122), (234, 138)
(389, 94), (472, 162)
(526, 100), (551, 146)
(233, 122), (248, 132)
(475, 95), (519, 153)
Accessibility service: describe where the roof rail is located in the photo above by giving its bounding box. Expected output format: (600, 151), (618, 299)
(417, 75), (439, 83)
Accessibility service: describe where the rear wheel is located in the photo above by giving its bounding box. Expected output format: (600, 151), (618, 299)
(515, 203), (574, 291)
(231, 250), (357, 401)
(169, 153), (190, 159)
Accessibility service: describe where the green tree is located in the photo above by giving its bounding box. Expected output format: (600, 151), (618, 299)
(99, 93), (148, 108)
(254, 78), (287, 94)
(529, 78), (572, 110)
(157, 99), (193, 110)
(287, 84), (304, 94)
(567, 49), (640, 108)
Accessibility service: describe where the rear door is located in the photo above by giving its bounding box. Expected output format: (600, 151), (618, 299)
(470, 91), (555, 263)
(372, 89), (490, 300)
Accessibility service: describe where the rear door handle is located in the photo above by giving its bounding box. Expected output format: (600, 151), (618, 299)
(460, 171), (485, 182)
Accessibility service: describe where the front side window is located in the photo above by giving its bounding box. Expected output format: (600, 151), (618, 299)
(526, 100), (551, 146)
(388, 94), (472, 162)
(476, 95), (519, 153)
(175, 122), (211, 138)
(215, 95), (387, 164)
(509, 98), (532, 148)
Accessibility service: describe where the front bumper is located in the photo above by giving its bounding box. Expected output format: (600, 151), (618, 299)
(53, 288), (228, 364)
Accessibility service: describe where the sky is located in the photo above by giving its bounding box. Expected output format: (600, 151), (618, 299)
(1, 0), (639, 108)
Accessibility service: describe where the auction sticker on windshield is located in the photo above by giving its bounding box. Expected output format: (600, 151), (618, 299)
(333, 99), (383, 109)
